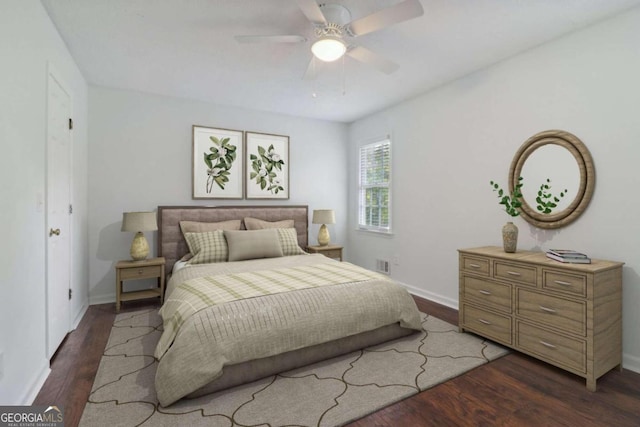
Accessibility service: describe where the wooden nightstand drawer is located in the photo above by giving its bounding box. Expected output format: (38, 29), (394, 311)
(494, 261), (536, 286)
(461, 255), (490, 276)
(119, 265), (162, 280)
(307, 245), (343, 261)
(462, 276), (511, 313)
(543, 270), (587, 297)
(517, 321), (586, 373)
(322, 249), (342, 259)
(517, 289), (586, 335)
(462, 304), (512, 345)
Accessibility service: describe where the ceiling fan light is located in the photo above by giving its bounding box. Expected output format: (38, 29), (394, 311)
(311, 37), (346, 62)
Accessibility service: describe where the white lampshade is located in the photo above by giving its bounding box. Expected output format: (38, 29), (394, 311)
(312, 209), (336, 225)
(121, 211), (158, 232)
(311, 37), (346, 62)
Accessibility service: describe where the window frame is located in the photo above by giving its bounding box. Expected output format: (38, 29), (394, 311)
(357, 137), (392, 234)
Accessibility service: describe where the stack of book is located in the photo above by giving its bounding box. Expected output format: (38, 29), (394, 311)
(546, 249), (591, 264)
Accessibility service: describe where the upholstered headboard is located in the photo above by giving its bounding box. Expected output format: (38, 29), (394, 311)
(157, 205), (309, 273)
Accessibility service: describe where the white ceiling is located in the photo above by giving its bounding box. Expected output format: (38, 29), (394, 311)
(41, 0), (640, 123)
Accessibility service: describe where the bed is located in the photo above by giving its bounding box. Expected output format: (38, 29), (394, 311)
(155, 205), (422, 407)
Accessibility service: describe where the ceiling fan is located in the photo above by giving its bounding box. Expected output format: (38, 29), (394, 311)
(235, 0), (424, 79)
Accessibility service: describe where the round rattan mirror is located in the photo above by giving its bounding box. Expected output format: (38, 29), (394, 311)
(509, 130), (595, 229)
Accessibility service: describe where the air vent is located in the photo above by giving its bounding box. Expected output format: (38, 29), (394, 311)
(376, 259), (390, 275)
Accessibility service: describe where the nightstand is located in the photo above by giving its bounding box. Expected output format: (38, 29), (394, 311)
(115, 257), (165, 313)
(307, 245), (343, 261)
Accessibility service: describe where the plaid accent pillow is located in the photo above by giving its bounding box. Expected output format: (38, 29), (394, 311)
(277, 228), (306, 256)
(184, 230), (228, 264)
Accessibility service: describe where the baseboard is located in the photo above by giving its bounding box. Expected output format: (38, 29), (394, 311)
(71, 303), (88, 330)
(623, 353), (640, 374)
(397, 281), (458, 310)
(23, 363), (50, 405)
(89, 293), (115, 306)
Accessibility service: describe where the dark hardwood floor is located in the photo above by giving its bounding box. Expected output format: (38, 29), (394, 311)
(34, 296), (640, 427)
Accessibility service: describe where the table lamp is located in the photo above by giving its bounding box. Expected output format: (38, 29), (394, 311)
(312, 209), (335, 246)
(121, 211), (157, 260)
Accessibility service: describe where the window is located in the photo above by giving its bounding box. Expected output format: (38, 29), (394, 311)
(358, 138), (391, 233)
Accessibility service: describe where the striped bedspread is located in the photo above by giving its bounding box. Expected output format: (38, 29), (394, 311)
(155, 262), (387, 359)
(154, 254), (422, 406)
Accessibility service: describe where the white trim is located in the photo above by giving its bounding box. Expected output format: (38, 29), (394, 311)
(623, 353), (640, 374)
(355, 227), (394, 237)
(23, 363), (51, 405)
(71, 303), (88, 330)
(396, 280), (459, 310)
(89, 292), (116, 306)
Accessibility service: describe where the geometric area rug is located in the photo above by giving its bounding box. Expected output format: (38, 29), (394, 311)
(79, 309), (507, 427)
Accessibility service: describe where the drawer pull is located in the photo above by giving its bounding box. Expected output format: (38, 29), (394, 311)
(479, 290), (492, 295)
(469, 263), (481, 268)
(539, 340), (557, 349)
(477, 318), (492, 325)
(554, 280), (571, 286)
(539, 305), (557, 314)
(507, 271), (521, 276)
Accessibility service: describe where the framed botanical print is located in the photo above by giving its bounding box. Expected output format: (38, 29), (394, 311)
(192, 125), (244, 199)
(245, 132), (289, 199)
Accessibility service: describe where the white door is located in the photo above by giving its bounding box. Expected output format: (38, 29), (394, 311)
(46, 70), (71, 359)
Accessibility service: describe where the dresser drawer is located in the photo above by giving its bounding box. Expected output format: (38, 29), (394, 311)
(517, 321), (586, 373)
(462, 304), (512, 345)
(494, 261), (536, 286)
(462, 276), (511, 313)
(119, 265), (163, 280)
(516, 289), (586, 335)
(461, 255), (490, 276)
(543, 270), (587, 297)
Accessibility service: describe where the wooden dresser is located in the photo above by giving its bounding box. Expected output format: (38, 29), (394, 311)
(458, 246), (623, 391)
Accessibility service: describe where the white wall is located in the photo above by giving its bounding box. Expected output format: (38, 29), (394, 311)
(0, 0), (89, 404)
(88, 86), (348, 303)
(348, 7), (640, 372)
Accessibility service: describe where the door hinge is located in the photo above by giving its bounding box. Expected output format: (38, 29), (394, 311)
(69, 204), (73, 214)
(68, 289), (72, 300)
(69, 118), (73, 130)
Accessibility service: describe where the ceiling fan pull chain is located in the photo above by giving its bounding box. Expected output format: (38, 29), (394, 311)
(342, 54), (346, 96)
(312, 57), (318, 98)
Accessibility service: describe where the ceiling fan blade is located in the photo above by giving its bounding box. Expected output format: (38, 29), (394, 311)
(295, 0), (327, 25)
(235, 35), (307, 44)
(346, 46), (399, 75)
(347, 0), (424, 37)
(302, 57), (317, 80)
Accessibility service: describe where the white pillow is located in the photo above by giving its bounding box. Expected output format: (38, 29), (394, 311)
(224, 229), (284, 262)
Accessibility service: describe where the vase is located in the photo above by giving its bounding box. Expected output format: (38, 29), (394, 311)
(502, 221), (518, 253)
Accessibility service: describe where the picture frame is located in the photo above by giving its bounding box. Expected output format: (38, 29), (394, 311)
(245, 132), (290, 199)
(192, 125), (244, 199)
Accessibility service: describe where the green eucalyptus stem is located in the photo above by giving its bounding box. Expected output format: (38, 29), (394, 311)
(536, 178), (568, 214)
(490, 176), (523, 217)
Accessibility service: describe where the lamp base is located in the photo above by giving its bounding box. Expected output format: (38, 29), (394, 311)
(317, 224), (330, 246)
(130, 231), (150, 260)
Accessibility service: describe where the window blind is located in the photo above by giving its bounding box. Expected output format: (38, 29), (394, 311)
(358, 139), (391, 232)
